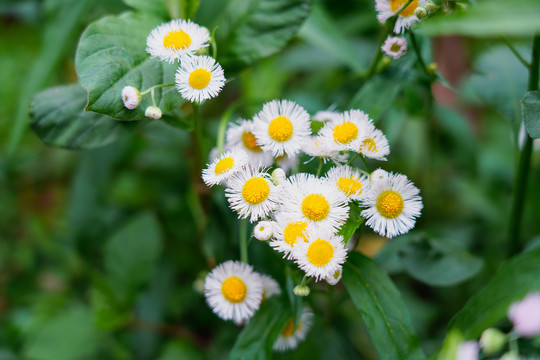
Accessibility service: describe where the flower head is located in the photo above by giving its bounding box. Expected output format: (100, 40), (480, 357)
(121, 86), (141, 110)
(508, 292), (540, 337)
(145, 106), (162, 119)
(254, 221), (274, 241)
(175, 55), (225, 103)
(273, 307), (313, 352)
(260, 274), (281, 301)
(349, 126), (390, 161)
(226, 119), (273, 167)
(318, 110), (372, 151)
(381, 36), (408, 60)
(375, 0), (428, 34)
(325, 266), (343, 286)
(457, 341), (479, 360)
(326, 165), (369, 202)
(202, 149), (248, 187)
(270, 213), (313, 260)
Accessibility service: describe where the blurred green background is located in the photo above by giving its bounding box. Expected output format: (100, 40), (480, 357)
(1, 0), (540, 359)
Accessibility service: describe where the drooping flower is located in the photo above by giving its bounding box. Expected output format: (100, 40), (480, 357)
(381, 36), (408, 59)
(375, 0), (428, 34)
(325, 266), (343, 286)
(273, 307), (313, 352)
(145, 106), (162, 119)
(121, 86), (141, 110)
(175, 55), (225, 103)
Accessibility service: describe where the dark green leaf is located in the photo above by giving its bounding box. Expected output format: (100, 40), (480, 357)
(124, 0), (169, 19)
(417, 0), (540, 37)
(181, 0), (200, 20)
(229, 297), (292, 360)
(522, 91), (540, 138)
(75, 12), (183, 120)
(91, 280), (133, 330)
(343, 252), (426, 360)
(105, 212), (163, 300)
(348, 77), (403, 120)
(217, 0), (312, 71)
(30, 84), (139, 150)
(338, 202), (364, 245)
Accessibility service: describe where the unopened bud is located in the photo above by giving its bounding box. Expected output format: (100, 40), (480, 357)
(145, 106), (162, 119)
(271, 168), (286, 185)
(427, 62), (438, 75)
(414, 7), (428, 19)
(479, 328), (506, 355)
(293, 284), (310, 297)
(425, 2), (437, 12)
(121, 86), (141, 110)
(253, 221), (273, 241)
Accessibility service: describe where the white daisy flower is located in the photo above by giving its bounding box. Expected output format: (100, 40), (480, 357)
(121, 86), (141, 110)
(313, 110), (340, 123)
(271, 168), (287, 185)
(318, 110), (372, 151)
(325, 266), (343, 286)
(260, 274), (281, 302)
(275, 153), (299, 174)
(326, 165), (368, 202)
(146, 19), (210, 63)
(270, 213), (312, 260)
(254, 221), (274, 241)
(273, 307), (313, 352)
(361, 172), (423, 238)
(348, 126), (390, 161)
(292, 228), (347, 281)
(175, 55), (225, 103)
(381, 36), (408, 59)
(252, 100), (311, 157)
(304, 136), (349, 164)
(204, 260), (263, 324)
(375, 0), (428, 34)
(225, 166), (280, 222)
(226, 119), (274, 167)
(280, 173), (349, 231)
(202, 149), (248, 187)
(145, 106), (162, 119)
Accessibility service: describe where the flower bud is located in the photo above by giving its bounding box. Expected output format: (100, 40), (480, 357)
(254, 221), (274, 241)
(508, 292), (540, 337)
(271, 168), (286, 185)
(425, 2), (437, 12)
(414, 7), (428, 19)
(121, 86), (141, 110)
(293, 284), (310, 297)
(325, 267), (342, 286)
(427, 62), (438, 75)
(145, 106), (162, 119)
(500, 352), (519, 360)
(479, 328), (506, 355)
(457, 341), (478, 360)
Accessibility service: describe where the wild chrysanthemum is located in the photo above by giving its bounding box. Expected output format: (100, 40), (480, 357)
(304, 136), (349, 164)
(318, 110), (372, 151)
(375, 0), (428, 34)
(325, 266), (343, 286)
(175, 55), (225, 103)
(121, 86), (141, 110)
(381, 36), (408, 59)
(348, 126), (390, 161)
(225, 166), (280, 222)
(291, 228), (347, 281)
(146, 19), (210, 63)
(270, 213), (312, 260)
(254, 221), (274, 241)
(326, 165), (368, 202)
(273, 307), (313, 352)
(202, 149), (248, 187)
(226, 119), (273, 167)
(204, 260), (263, 324)
(361, 172), (423, 238)
(252, 100), (311, 157)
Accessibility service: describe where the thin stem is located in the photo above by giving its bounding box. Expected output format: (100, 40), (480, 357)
(240, 219), (248, 263)
(409, 32), (432, 78)
(316, 158), (324, 177)
(365, 27), (390, 80)
(217, 102), (240, 154)
(347, 153), (360, 166)
(507, 35), (540, 256)
(141, 83), (175, 95)
(192, 103), (206, 164)
(150, 88), (157, 107)
(500, 35), (531, 69)
(361, 156), (371, 173)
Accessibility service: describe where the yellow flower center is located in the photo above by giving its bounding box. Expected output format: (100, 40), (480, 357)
(333, 269), (341, 280)
(333, 121), (358, 144)
(283, 221), (308, 246)
(390, 43), (402, 52)
(301, 194), (330, 221)
(189, 68), (212, 89)
(214, 157), (234, 174)
(242, 177), (270, 205)
(268, 116), (293, 142)
(307, 239), (334, 267)
(221, 276), (247, 303)
(281, 318), (303, 337)
(337, 176), (363, 196)
(242, 131), (263, 152)
(376, 190), (404, 218)
(163, 29), (192, 50)
(390, 0), (419, 17)
(361, 138), (378, 152)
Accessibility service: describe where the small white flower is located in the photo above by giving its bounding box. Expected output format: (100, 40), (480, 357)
(146, 19), (210, 63)
(361, 172), (423, 238)
(271, 168), (287, 185)
(252, 100), (311, 157)
(348, 126), (390, 161)
(508, 292), (540, 337)
(375, 0), (428, 34)
(145, 106), (162, 119)
(381, 36), (408, 59)
(121, 86), (141, 110)
(204, 260), (263, 324)
(254, 221), (274, 241)
(304, 136), (349, 164)
(273, 307), (313, 352)
(175, 55), (225, 103)
(325, 266), (343, 286)
(202, 149), (248, 187)
(326, 165), (369, 202)
(260, 274), (281, 301)
(226, 119), (274, 167)
(318, 110), (372, 151)
(225, 166), (280, 222)
(280, 173), (349, 231)
(270, 213), (313, 260)
(292, 228), (347, 281)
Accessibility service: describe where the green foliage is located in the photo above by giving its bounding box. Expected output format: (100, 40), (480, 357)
(124, 0), (169, 19)
(75, 12), (183, 120)
(217, 0), (312, 71)
(338, 202), (364, 245)
(343, 252), (426, 360)
(522, 91), (540, 138)
(30, 84), (140, 149)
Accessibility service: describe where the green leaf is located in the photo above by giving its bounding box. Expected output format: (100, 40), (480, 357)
(181, 0), (200, 20)
(105, 212), (163, 300)
(91, 279), (133, 330)
(338, 202), (364, 245)
(343, 252), (426, 360)
(417, 0), (540, 37)
(348, 77), (403, 120)
(123, 0), (169, 19)
(75, 12), (183, 120)
(23, 306), (101, 360)
(30, 84), (139, 150)
(229, 297), (292, 360)
(522, 91), (540, 139)
(217, 0), (312, 71)
(437, 247), (540, 360)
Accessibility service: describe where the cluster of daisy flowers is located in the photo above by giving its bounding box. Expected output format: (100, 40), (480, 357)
(121, 19), (225, 118)
(201, 99), (423, 350)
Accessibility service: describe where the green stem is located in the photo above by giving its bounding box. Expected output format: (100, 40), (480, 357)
(500, 35), (531, 69)
(507, 35), (540, 256)
(217, 102), (241, 155)
(316, 158), (324, 177)
(150, 88), (157, 107)
(365, 27), (391, 79)
(192, 103), (206, 164)
(361, 156), (371, 173)
(347, 153), (360, 166)
(141, 82), (175, 96)
(240, 219), (248, 263)
(409, 32), (432, 78)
